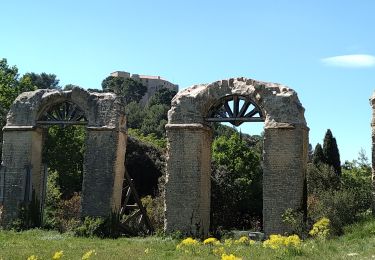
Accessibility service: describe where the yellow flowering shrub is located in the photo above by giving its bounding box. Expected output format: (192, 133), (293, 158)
(309, 217), (330, 238)
(212, 246), (225, 256)
(81, 250), (96, 260)
(203, 237), (220, 245)
(52, 250), (64, 259)
(263, 234), (302, 249)
(224, 239), (234, 247)
(221, 253), (242, 260)
(176, 237), (200, 250)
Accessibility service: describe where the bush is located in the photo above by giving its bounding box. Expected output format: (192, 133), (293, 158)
(74, 217), (104, 237)
(141, 195), (164, 231)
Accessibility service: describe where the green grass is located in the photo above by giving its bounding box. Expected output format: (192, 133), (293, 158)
(1, 217), (375, 259)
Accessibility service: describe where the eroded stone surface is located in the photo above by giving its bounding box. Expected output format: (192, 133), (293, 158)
(165, 77), (308, 237)
(0, 87), (126, 226)
(168, 77), (306, 129)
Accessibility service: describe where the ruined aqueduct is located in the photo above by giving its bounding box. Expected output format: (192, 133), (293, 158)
(0, 77), (325, 237)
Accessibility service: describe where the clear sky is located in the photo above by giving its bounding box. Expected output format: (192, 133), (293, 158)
(1, 0), (375, 162)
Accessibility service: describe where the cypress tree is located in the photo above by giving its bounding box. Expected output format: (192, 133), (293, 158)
(312, 143), (325, 165)
(322, 129), (341, 175)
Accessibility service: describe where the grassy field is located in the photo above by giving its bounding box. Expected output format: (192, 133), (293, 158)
(1, 217), (375, 260)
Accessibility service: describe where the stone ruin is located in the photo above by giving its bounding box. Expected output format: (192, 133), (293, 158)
(0, 88), (127, 225)
(0, 78), (309, 237)
(165, 78), (308, 236)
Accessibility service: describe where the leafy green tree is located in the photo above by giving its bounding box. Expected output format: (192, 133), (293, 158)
(312, 143), (325, 165)
(125, 102), (146, 129)
(323, 129), (341, 175)
(101, 76), (147, 103)
(211, 133), (263, 231)
(21, 72), (60, 89)
(140, 104), (169, 138)
(43, 125), (86, 197)
(148, 88), (177, 107)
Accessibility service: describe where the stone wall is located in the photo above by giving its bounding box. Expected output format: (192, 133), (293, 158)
(165, 77), (308, 237)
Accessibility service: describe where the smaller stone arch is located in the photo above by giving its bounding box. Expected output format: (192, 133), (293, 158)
(0, 88), (126, 226)
(164, 78), (308, 237)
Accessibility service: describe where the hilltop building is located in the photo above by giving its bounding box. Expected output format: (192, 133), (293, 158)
(110, 71), (178, 105)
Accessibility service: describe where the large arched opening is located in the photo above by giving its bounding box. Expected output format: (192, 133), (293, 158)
(0, 88), (126, 226)
(165, 78), (308, 237)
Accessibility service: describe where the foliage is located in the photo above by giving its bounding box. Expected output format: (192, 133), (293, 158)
(74, 211), (122, 239)
(312, 143), (324, 165)
(282, 208), (307, 238)
(20, 72), (60, 89)
(43, 125), (86, 197)
(74, 217), (104, 238)
(148, 88), (177, 107)
(322, 129), (341, 175)
(141, 195), (164, 232)
(307, 151), (372, 236)
(309, 217), (330, 239)
(211, 133), (263, 231)
(307, 163), (340, 194)
(101, 76), (147, 103)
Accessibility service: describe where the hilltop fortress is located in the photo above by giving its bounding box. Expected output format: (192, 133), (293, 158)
(110, 71), (178, 105)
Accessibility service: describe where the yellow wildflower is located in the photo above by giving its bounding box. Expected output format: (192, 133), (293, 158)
(52, 250), (63, 259)
(224, 238), (234, 246)
(234, 236), (249, 244)
(263, 234), (302, 249)
(309, 217), (330, 238)
(82, 250), (96, 260)
(176, 237), (200, 249)
(203, 237), (219, 245)
(27, 256), (38, 260)
(284, 234), (301, 247)
(221, 253), (242, 260)
(212, 246), (225, 256)
(144, 248), (150, 254)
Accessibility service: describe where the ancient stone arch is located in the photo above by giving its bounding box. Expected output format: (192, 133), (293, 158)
(0, 88), (126, 225)
(165, 77), (308, 236)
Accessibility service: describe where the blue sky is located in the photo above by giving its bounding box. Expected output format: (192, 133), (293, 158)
(1, 0), (375, 161)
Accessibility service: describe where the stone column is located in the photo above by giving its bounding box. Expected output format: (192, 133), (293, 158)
(0, 126), (43, 226)
(164, 124), (212, 237)
(81, 127), (126, 217)
(262, 125), (308, 236)
(370, 94), (375, 215)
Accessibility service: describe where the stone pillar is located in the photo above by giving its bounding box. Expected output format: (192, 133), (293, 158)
(81, 127), (126, 217)
(164, 124), (212, 237)
(370, 94), (375, 215)
(262, 125), (308, 236)
(0, 126), (43, 226)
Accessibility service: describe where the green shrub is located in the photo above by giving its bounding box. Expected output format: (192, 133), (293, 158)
(74, 217), (104, 237)
(141, 195), (164, 232)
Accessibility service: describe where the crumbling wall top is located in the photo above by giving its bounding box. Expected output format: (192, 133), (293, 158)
(5, 87), (125, 129)
(168, 77), (306, 129)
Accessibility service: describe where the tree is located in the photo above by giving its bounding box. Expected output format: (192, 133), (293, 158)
(211, 133), (263, 231)
(101, 76), (147, 103)
(148, 88), (177, 107)
(322, 129), (341, 175)
(21, 72), (60, 89)
(312, 143), (325, 165)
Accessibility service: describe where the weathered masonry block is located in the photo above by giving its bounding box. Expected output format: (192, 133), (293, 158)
(0, 88), (126, 226)
(165, 77), (309, 237)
